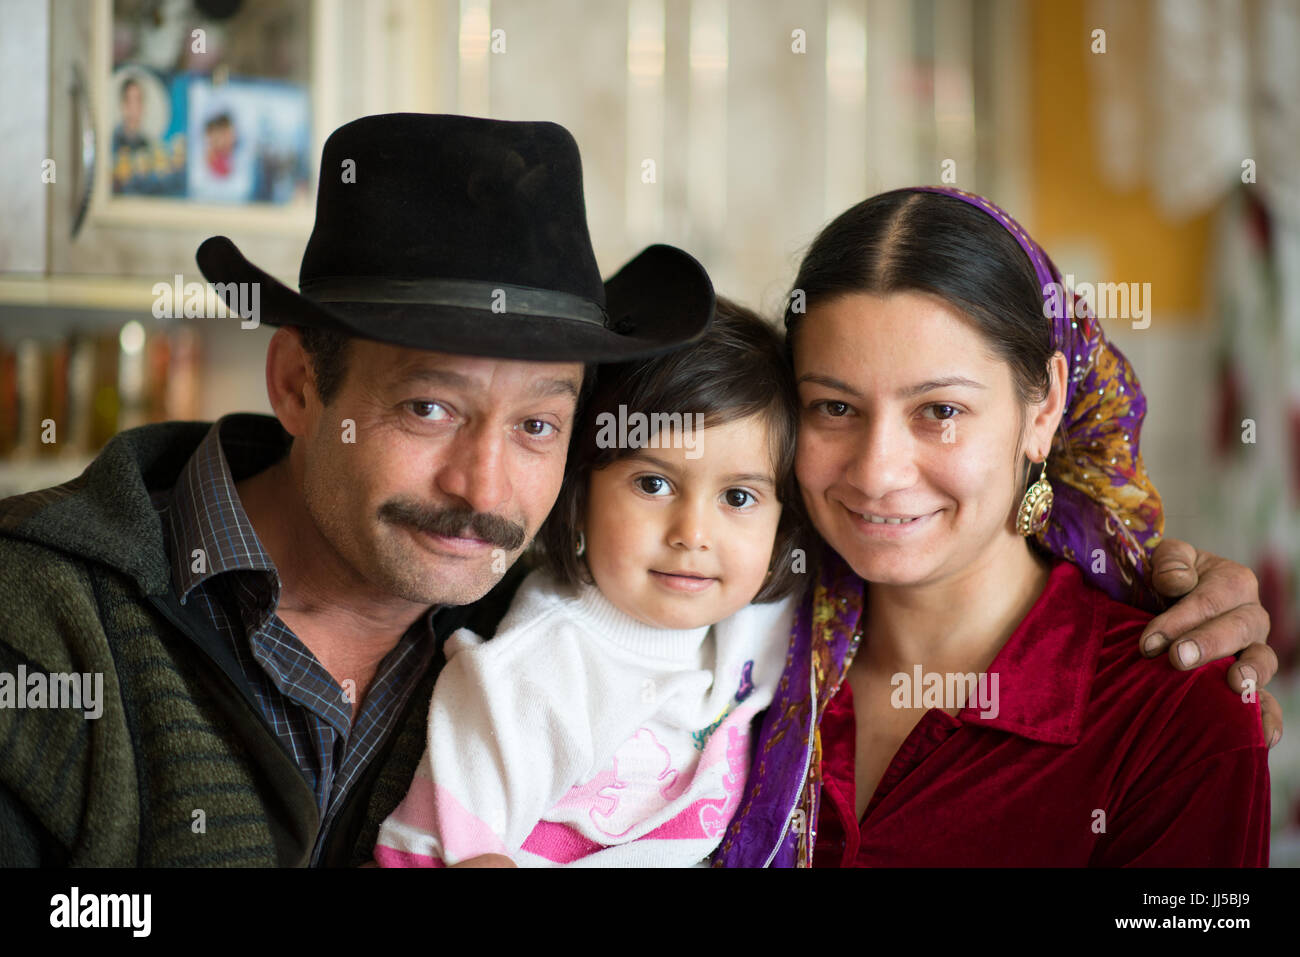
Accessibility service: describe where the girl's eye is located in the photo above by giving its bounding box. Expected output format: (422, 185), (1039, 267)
(723, 488), (757, 509)
(519, 418), (556, 438)
(925, 403), (961, 421)
(409, 400), (451, 421)
(635, 475), (671, 496)
(815, 399), (850, 417)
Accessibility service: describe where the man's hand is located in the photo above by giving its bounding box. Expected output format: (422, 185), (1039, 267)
(358, 854), (516, 867)
(450, 854), (516, 868)
(1142, 538), (1281, 749)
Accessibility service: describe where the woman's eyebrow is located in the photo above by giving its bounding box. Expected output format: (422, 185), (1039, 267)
(797, 372), (985, 399)
(797, 372), (862, 396)
(898, 376), (986, 398)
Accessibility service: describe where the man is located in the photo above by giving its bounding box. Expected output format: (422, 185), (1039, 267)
(0, 114), (710, 866)
(0, 114), (1281, 867)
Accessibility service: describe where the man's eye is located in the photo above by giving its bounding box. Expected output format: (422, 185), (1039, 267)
(409, 400), (450, 421)
(519, 419), (556, 438)
(723, 488), (757, 509)
(636, 475), (671, 496)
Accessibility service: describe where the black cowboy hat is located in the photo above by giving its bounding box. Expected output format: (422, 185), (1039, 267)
(196, 113), (714, 362)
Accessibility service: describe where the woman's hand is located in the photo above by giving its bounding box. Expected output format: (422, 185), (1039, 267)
(1142, 538), (1281, 748)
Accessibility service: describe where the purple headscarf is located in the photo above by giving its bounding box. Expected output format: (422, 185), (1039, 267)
(912, 186), (1164, 609)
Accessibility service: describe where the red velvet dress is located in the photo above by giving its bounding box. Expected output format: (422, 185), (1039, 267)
(812, 561), (1270, 867)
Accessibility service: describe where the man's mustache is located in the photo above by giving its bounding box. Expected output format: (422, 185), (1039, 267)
(379, 500), (526, 552)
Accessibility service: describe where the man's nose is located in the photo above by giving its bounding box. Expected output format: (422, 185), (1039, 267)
(434, 422), (512, 514)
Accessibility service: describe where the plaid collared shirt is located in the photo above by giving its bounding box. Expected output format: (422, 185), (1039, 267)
(152, 415), (437, 864)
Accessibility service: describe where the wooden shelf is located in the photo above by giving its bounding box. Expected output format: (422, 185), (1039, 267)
(0, 275), (159, 311)
(0, 274), (296, 313)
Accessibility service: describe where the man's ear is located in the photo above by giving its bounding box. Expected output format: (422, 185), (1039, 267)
(264, 326), (315, 437)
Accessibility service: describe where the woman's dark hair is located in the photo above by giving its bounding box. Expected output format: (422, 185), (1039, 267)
(538, 297), (806, 603)
(785, 189), (1053, 410)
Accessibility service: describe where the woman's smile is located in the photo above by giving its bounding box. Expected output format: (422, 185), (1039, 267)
(844, 505), (941, 537)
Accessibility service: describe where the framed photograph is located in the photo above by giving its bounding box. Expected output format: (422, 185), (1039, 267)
(88, 0), (322, 233)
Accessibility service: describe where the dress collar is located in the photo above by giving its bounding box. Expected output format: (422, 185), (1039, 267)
(947, 560), (1106, 746)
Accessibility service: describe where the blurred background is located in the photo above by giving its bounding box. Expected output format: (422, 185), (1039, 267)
(1, 0), (1297, 862)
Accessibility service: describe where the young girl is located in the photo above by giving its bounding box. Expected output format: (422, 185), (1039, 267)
(374, 299), (807, 867)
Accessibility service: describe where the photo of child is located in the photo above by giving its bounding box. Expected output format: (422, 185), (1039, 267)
(186, 77), (309, 204)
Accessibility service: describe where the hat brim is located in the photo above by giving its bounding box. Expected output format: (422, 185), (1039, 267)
(195, 236), (714, 363)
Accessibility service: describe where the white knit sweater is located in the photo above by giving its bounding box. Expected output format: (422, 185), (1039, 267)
(374, 568), (796, 867)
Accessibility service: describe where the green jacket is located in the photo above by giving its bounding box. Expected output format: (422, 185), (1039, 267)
(0, 416), (522, 866)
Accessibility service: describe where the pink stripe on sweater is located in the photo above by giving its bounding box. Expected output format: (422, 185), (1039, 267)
(520, 820), (609, 863)
(386, 773), (441, 832)
(519, 720), (754, 859)
(380, 774), (509, 862)
(374, 845), (446, 868)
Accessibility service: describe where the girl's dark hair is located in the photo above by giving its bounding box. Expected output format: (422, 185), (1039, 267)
(538, 297), (806, 603)
(785, 189), (1053, 409)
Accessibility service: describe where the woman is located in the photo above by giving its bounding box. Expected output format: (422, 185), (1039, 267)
(714, 187), (1271, 867)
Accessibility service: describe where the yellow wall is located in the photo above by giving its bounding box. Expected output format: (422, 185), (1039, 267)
(1028, 0), (1213, 320)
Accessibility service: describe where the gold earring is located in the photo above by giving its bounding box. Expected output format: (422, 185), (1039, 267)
(1016, 456), (1053, 537)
